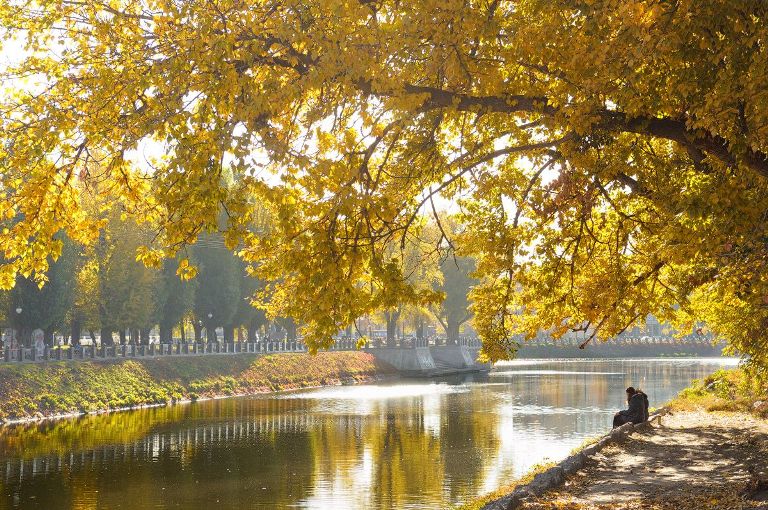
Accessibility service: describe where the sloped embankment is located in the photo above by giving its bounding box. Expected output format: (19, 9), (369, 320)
(0, 352), (396, 423)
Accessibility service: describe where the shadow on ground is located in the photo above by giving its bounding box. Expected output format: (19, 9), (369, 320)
(525, 412), (768, 509)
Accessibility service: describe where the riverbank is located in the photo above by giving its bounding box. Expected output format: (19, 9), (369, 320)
(0, 351), (397, 423)
(513, 411), (768, 509)
(463, 367), (768, 510)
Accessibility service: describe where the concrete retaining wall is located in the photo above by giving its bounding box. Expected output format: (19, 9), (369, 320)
(430, 345), (474, 369)
(372, 346), (491, 376)
(370, 347), (438, 376)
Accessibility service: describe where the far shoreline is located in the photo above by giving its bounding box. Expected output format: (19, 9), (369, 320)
(0, 351), (398, 425)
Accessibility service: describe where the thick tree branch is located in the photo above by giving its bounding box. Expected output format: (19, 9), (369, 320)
(364, 84), (768, 178)
(601, 112), (768, 178)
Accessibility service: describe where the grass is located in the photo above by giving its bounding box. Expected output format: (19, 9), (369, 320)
(668, 367), (768, 417)
(569, 433), (603, 456)
(452, 461), (558, 510)
(0, 352), (396, 422)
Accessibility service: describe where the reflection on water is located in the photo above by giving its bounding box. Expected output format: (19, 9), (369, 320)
(279, 383), (471, 401)
(0, 358), (738, 509)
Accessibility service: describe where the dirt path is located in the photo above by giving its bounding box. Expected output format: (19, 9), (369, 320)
(524, 412), (768, 509)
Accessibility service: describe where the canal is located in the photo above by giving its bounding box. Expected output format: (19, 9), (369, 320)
(0, 358), (738, 509)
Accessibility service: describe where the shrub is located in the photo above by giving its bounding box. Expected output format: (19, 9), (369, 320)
(670, 368), (768, 417)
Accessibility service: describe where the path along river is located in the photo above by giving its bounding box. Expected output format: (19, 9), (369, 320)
(0, 358), (738, 509)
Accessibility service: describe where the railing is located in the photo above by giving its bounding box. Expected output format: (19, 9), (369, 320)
(524, 335), (716, 347)
(0, 336), (483, 364)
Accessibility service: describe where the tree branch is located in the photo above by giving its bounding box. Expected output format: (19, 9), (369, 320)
(362, 84), (768, 178)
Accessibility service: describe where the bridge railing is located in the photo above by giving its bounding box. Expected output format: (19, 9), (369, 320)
(523, 335), (716, 347)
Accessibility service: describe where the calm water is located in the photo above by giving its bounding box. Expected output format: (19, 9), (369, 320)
(0, 358), (738, 509)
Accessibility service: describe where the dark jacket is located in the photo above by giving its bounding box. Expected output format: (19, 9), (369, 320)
(638, 391), (649, 421)
(619, 392), (647, 424)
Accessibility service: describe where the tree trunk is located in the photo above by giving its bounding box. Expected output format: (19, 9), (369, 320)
(88, 330), (96, 344)
(71, 319), (82, 346)
(247, 324), (258, 343)
(44, 327), (55, 347)
(223, 325), (234, 343)
(446, 321), (459, 345)
(416, 317), (424, 343)
(101, 327), (113, 346)
(160, 324), (172, 344)
(18, 328), (31, 347)
(192, 322), (202, 343)
(284, 319), (297, 342)
(386, 314), (398, 348)
(119, 329), (128, 345)
(140, 328), (151, 345)
(205, 322), (218, 343)
(179, 320), (186, 343)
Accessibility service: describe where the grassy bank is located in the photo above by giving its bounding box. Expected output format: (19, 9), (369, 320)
(0, 352), (396, 422)
(453, 462), (557, 510)
(668, 366), (768, 417)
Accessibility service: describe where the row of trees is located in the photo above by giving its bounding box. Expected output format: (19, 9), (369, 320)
(0, 212), (258, 346)
(1, 212), (477, 348)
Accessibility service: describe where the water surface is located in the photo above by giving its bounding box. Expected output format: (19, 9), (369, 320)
(0, 358), (738, 509)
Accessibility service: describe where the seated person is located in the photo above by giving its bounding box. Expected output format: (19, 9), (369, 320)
(613, 386), (648, 428)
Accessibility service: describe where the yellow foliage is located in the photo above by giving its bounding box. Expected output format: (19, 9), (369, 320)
(1, 0), (767, 361)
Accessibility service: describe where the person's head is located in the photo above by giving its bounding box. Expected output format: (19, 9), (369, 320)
(626, 387), (636, 400)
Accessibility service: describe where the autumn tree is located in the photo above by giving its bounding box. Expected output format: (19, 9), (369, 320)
(191, 234), (240, 343)
(0, 290), (8, 331)
(7, 237), (78, 346)
(2, 1), (768, 363)
(91, 213), (158, 345)
(374, 231), (442, 347)
(432, 255), (478, 346)
(156, 258), (197, 344)
(72, 257), (100, 344)
(231, 257), (268, 342)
